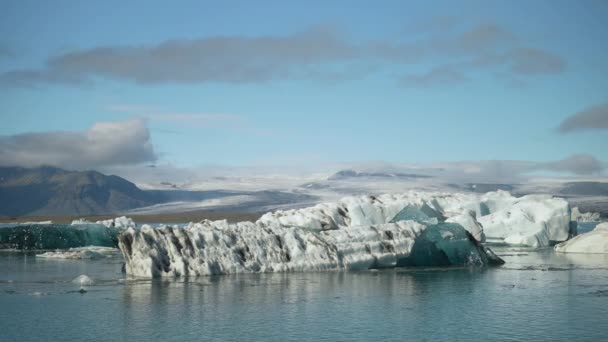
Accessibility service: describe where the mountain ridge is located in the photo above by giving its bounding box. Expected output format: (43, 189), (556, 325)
(0, 166), (313, 216)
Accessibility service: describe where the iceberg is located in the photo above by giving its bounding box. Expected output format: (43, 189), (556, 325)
(71, 216), (136, 229)
(445, 210), (486, 242)
(119, 219), (503, 278)
(0, 224), (122, 250)
(72, 275), (95, 286)
(259, 191), (572, 247)
(555, 223), (608, 254)
(36, 246), (120, 259)
(119, 189), (581, 277)
(476, 194), (572, 247)
(570, 207), (601, 223)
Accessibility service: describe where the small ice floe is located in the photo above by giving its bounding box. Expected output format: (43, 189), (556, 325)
(36, 246), (120, 259)
(30, 291), (50, 296)
(71, 216), (135, 229)
(72, 275), (94, 286)
(17, 221), (53, 225)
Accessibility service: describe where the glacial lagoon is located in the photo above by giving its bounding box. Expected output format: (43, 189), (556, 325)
(1, 223), (607, 342)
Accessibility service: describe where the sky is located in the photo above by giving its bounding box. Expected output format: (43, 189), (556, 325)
(0, 0), (607, 182)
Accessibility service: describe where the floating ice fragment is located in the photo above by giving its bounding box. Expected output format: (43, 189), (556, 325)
(555, 223), (608, 254)
(36, 246), (120, 259)
(72, 275), (94, 286)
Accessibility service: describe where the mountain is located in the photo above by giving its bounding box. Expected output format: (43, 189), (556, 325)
(0, 166), (316, 216)
(0, 166), (159, 216)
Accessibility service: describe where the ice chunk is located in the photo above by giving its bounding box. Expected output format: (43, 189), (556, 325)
(402, 222), (502, 267)
(257, 194), (416, 230)
(446, 210), (486, 242)
(72, 275), (94, 286)
(0, 224), (122, 250)
(36, 246), (120, 259)
(554, 223), (608, 254)
(390, 204), (441, 224)
(478, 195), (571, 247)
(259, 191), (570, 246)
(570, 207), (601, 223)
(17, 221), (53, 225)
(118, 219), (503, 278)
(71, 216), (135, 229)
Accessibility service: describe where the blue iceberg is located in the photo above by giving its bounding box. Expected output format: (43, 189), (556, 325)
(0, 224), (121, 250)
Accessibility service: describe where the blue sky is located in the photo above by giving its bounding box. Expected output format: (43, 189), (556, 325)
(0, 0), (607, 175)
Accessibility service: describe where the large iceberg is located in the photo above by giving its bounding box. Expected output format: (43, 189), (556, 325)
(259, 191), (572, 247)
(118, 190), (576, 277)
(554, 223), (608, 254)
(119, 219), (503, 278)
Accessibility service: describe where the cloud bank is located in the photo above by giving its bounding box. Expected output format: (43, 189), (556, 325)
(0, 119), (156, 169)
(99, 154), (604, 189)
(539, 154), (604, 175)
(559, 103), (608, 133)
(0, 23), (565, 87)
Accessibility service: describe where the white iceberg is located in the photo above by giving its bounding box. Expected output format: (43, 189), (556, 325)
(555, 223), (608, 254)
(119, 220), (503, 278)
(570, 207), (601, 223)
(258, 191), (572, 247)
(71, 216), (136, 229)
(476, 194), (572, 247)
(17, 221), (53, 225)
(72, 274), (94, 286)
(117, 191), (575, 277)
(36, 246), (120, 259)
(445, 210), (485, 242)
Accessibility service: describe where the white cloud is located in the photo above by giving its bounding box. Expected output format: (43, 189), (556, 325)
(1, 23), (565, 88)
(0, 119), (156, 169)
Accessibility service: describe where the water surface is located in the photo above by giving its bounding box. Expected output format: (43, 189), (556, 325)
(1, 223), (607, 341)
